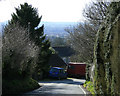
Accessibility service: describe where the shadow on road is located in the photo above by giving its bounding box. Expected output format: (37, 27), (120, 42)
(38, 78), (85, 85)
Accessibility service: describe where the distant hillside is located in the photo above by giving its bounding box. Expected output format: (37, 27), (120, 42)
(0, 21), (8, 33)
(0, 21), (77, 37)
(40, 22), (77, 37)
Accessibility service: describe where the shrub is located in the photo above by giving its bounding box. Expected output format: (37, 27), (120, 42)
(2, 78), (40, 94)
(2, 23), (39, 79)
(83, 81), (95, 94)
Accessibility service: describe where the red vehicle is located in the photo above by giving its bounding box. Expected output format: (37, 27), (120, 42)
(67, 62), (86, 78)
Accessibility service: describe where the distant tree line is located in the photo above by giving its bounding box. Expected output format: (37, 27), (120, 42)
(48, 36), (67, 47)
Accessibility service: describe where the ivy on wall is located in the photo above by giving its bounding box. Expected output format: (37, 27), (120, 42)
(93, 2), (120, 95)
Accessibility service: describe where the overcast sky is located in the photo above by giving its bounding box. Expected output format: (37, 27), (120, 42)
(0, 0), (92, 22)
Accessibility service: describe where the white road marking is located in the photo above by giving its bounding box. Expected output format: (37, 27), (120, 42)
(79, 85), (86, 95)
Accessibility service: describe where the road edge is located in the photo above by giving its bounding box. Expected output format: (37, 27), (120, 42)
(79, 85), (86, 94)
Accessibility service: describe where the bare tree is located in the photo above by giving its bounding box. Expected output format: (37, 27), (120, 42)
(2, 23), (39, 78)
(65, 1), (111, 62)
(83, 1), (110, 26)
(65, 21), (96, 63)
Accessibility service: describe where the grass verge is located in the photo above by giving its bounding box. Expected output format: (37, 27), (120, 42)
(2, 78), (40, 95)
(83, 81), (95, 94)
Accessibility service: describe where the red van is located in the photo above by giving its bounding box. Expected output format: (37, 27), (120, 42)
(67, 62), (86, 78)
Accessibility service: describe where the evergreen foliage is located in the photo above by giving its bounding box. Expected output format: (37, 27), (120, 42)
(2, 3), (53, 94)
(10, 3), (52, 79)
(10, 3), (44, 42)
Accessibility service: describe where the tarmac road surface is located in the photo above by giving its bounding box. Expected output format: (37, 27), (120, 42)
(23, 78), (86, 96)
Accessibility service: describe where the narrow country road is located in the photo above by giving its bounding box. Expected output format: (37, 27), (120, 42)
(23, 78), (86, 96)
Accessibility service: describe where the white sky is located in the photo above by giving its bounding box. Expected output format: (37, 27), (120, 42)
(0, 0), (92, 22)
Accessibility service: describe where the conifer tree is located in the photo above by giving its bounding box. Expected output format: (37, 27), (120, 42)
(10, 3), (43, 42)
(10, 3), (51, 79)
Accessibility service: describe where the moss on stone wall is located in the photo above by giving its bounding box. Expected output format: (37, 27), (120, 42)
(93, 2), (120, 95)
